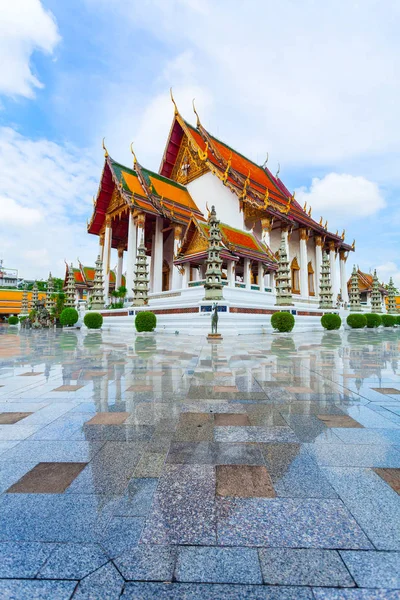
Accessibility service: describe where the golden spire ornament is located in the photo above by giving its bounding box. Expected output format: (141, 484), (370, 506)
(102, 138), (108, 158)
(192, 98), (201, 128)
(130, 142), (138, 168)
(170, 87), (178, 115)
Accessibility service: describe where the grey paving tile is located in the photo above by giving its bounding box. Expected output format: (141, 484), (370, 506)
(306, 443), (400, 467)
(37, 542), (108, 579)
(332, 428), (400, 445)
(134, 452), (166, 477)
(0, 541), (55, 578)
(175, 546), (262, 584)
(260, 444), (338, 498)
(340, 550), (400, 589)
(259, 548), (354, 586)
(166, 442), (264, 465)
(114, 478), (159, 516)
(122, 582), (314, 599)
(216, 497), (372, 548)
(312, 589), (400, 599)
(72, 561), (124, 599)
(0, 459), (39, 494)
(141, 465), (216, 545)
(214, 425), (298, 443)
(114, 544), (176, 581)
(99, 516), (144, 558)
(322, 467), (400, 550)
(0, 440), (104, 462)
(0, 579), (77, 600)
(0, 493), (119, 542)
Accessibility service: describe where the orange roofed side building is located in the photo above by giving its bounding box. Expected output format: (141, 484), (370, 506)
(87, 98), (353, 304)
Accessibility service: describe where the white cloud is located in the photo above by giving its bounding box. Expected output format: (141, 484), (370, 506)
(0, 196), (42, 226)
(0, 0), (60, 98)
(296, 173), (386, 226)
(0, 127), (99, 279)
(376, 261), (400, 289)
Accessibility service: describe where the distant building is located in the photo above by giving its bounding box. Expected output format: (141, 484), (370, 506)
(63, 262), (126, 301)
(347, 269), (387, 306)
(0, 260), (20, 288)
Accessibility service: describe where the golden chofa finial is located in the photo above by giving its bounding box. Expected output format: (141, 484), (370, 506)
(192, 98), (201, 128)
(324, 220), (328, 230)
(276, 163), (280, 178)
(262, 153), (269, 168)
(341, 229), (345, 240)
(303, 201), (307, 212)
(222, 151), (232, 184)
(308, 206), (312, 217)
(197, 141), (208, 161)
(130, 142), (138, 168)
(102, 137), (108, 158)
(335, 230), (338, 237)
(170, 87), (178, 116)
(351, 239), (356, 250)
(205, 201), (211, 219)
(263, 187), (270, 208)
(319, 216), (323, 226)
(92, 195), (96, 206)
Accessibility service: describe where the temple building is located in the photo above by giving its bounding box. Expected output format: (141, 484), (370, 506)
(63, 262), (125, 302)
(87, 97), (353, 312)
(347, 269), (387, 307)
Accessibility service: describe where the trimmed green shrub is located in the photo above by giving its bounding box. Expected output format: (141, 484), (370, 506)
(321, 313), (341, 330)
(381, 314), (396, 327)
(365, 313), (382, 328)
(346, 314), (367, 329)
(271, 311), (295, 333)
(135, 311), (157, 332)
(84, 312), (103, 329)
(19, 315), (27, 322)
(396, 315), (400, 326)
(60, 307), (79, 327)
(8, 316), (18, 325)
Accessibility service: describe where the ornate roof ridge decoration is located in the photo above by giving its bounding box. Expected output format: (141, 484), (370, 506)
(160, 99), (354, 251)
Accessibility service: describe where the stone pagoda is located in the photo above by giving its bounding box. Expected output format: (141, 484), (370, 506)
(31, 282), (39, 309)
(46, 272), (55, 314)
(20, 288), (29, 315)
(204, 205), (224, 301)
(91, 255), (105, 310)
(64, 264), (76, 308)
(387, 277), (397, 314)
(349, 265), (362, 312)
(132, 236), (149, 306)
(370, 270), (382, 313)
(319, 251), (334, 310)
(275, 234), (293, 306)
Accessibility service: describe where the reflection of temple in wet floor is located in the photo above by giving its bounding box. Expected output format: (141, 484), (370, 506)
(0, 325), (400, 597)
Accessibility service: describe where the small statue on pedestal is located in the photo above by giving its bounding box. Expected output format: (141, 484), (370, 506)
(207, 302), (222, 342)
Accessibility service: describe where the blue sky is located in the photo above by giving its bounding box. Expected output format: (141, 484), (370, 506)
(0, 0), (399, 283)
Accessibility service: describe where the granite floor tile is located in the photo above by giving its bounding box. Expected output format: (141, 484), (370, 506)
(322, 467), (400, 550)
(115, 478), (159, 516)
(214, 426), (298, 443)
(166, 442), (264, 466)
(86, 412), (130, 425)
(259, 548), (354, 587)
(0, 411), (32, 424)
(122, 582), (314, 599)
(281, 415), (340, 444)
(115, 544), (177, 581)
(306, 444), (400, 468)
(175, 545), (262, 584)
(214, 413), (251, 426)
(317, 415), (363, 428)
(134, 452), (166, 477)
(216, 497), (372, 548)
(72, 561), (124, 600)
(339, 550), (400, 589)
(0, 579), (77, 600)
(141, 465), (216, 545)
(312, 588), (400, 599)
(38, 542), (108, 579)
(1, 440), (104, 463)
(99, 516), (144, 558)
(373, 467), (400, 493)
(260, 444), (338, 499)
(0, 541), (55, 578)
(7, 462), (87, 493)
(216, 465), (276, 497)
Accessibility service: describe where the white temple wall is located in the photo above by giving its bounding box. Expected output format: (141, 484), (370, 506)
(187, 172), (243, 230)
(289, 232), (300, 266)
(269, 228), (281, 254)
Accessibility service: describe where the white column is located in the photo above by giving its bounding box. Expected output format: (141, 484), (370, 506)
(171, 226), (183, 290)
(282, 228), (290, 262)
(103, 217), (112, 304)
(244, 258), (251, 289)
(329, 242), (337, 300)
(299, 228), (309, 298)
(257, 262), (264, 291)
(116, 245), (124, 288)
(339, 250), (349, 303)
(315, 236), (323, 299)
(264, 272), (270, 290)
(99, 234), (104, 261)
(153, 217), (163, 293)
(125, 210), (137, 299)
(227, 260), (235, 287)
(182, 263), (190, 288)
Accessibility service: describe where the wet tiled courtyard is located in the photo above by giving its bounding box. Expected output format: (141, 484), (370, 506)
(0, 325), (399, 599)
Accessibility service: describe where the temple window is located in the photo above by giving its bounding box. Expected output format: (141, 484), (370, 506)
(308, 261), (315, 296)
(291, 257), (300, 294)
